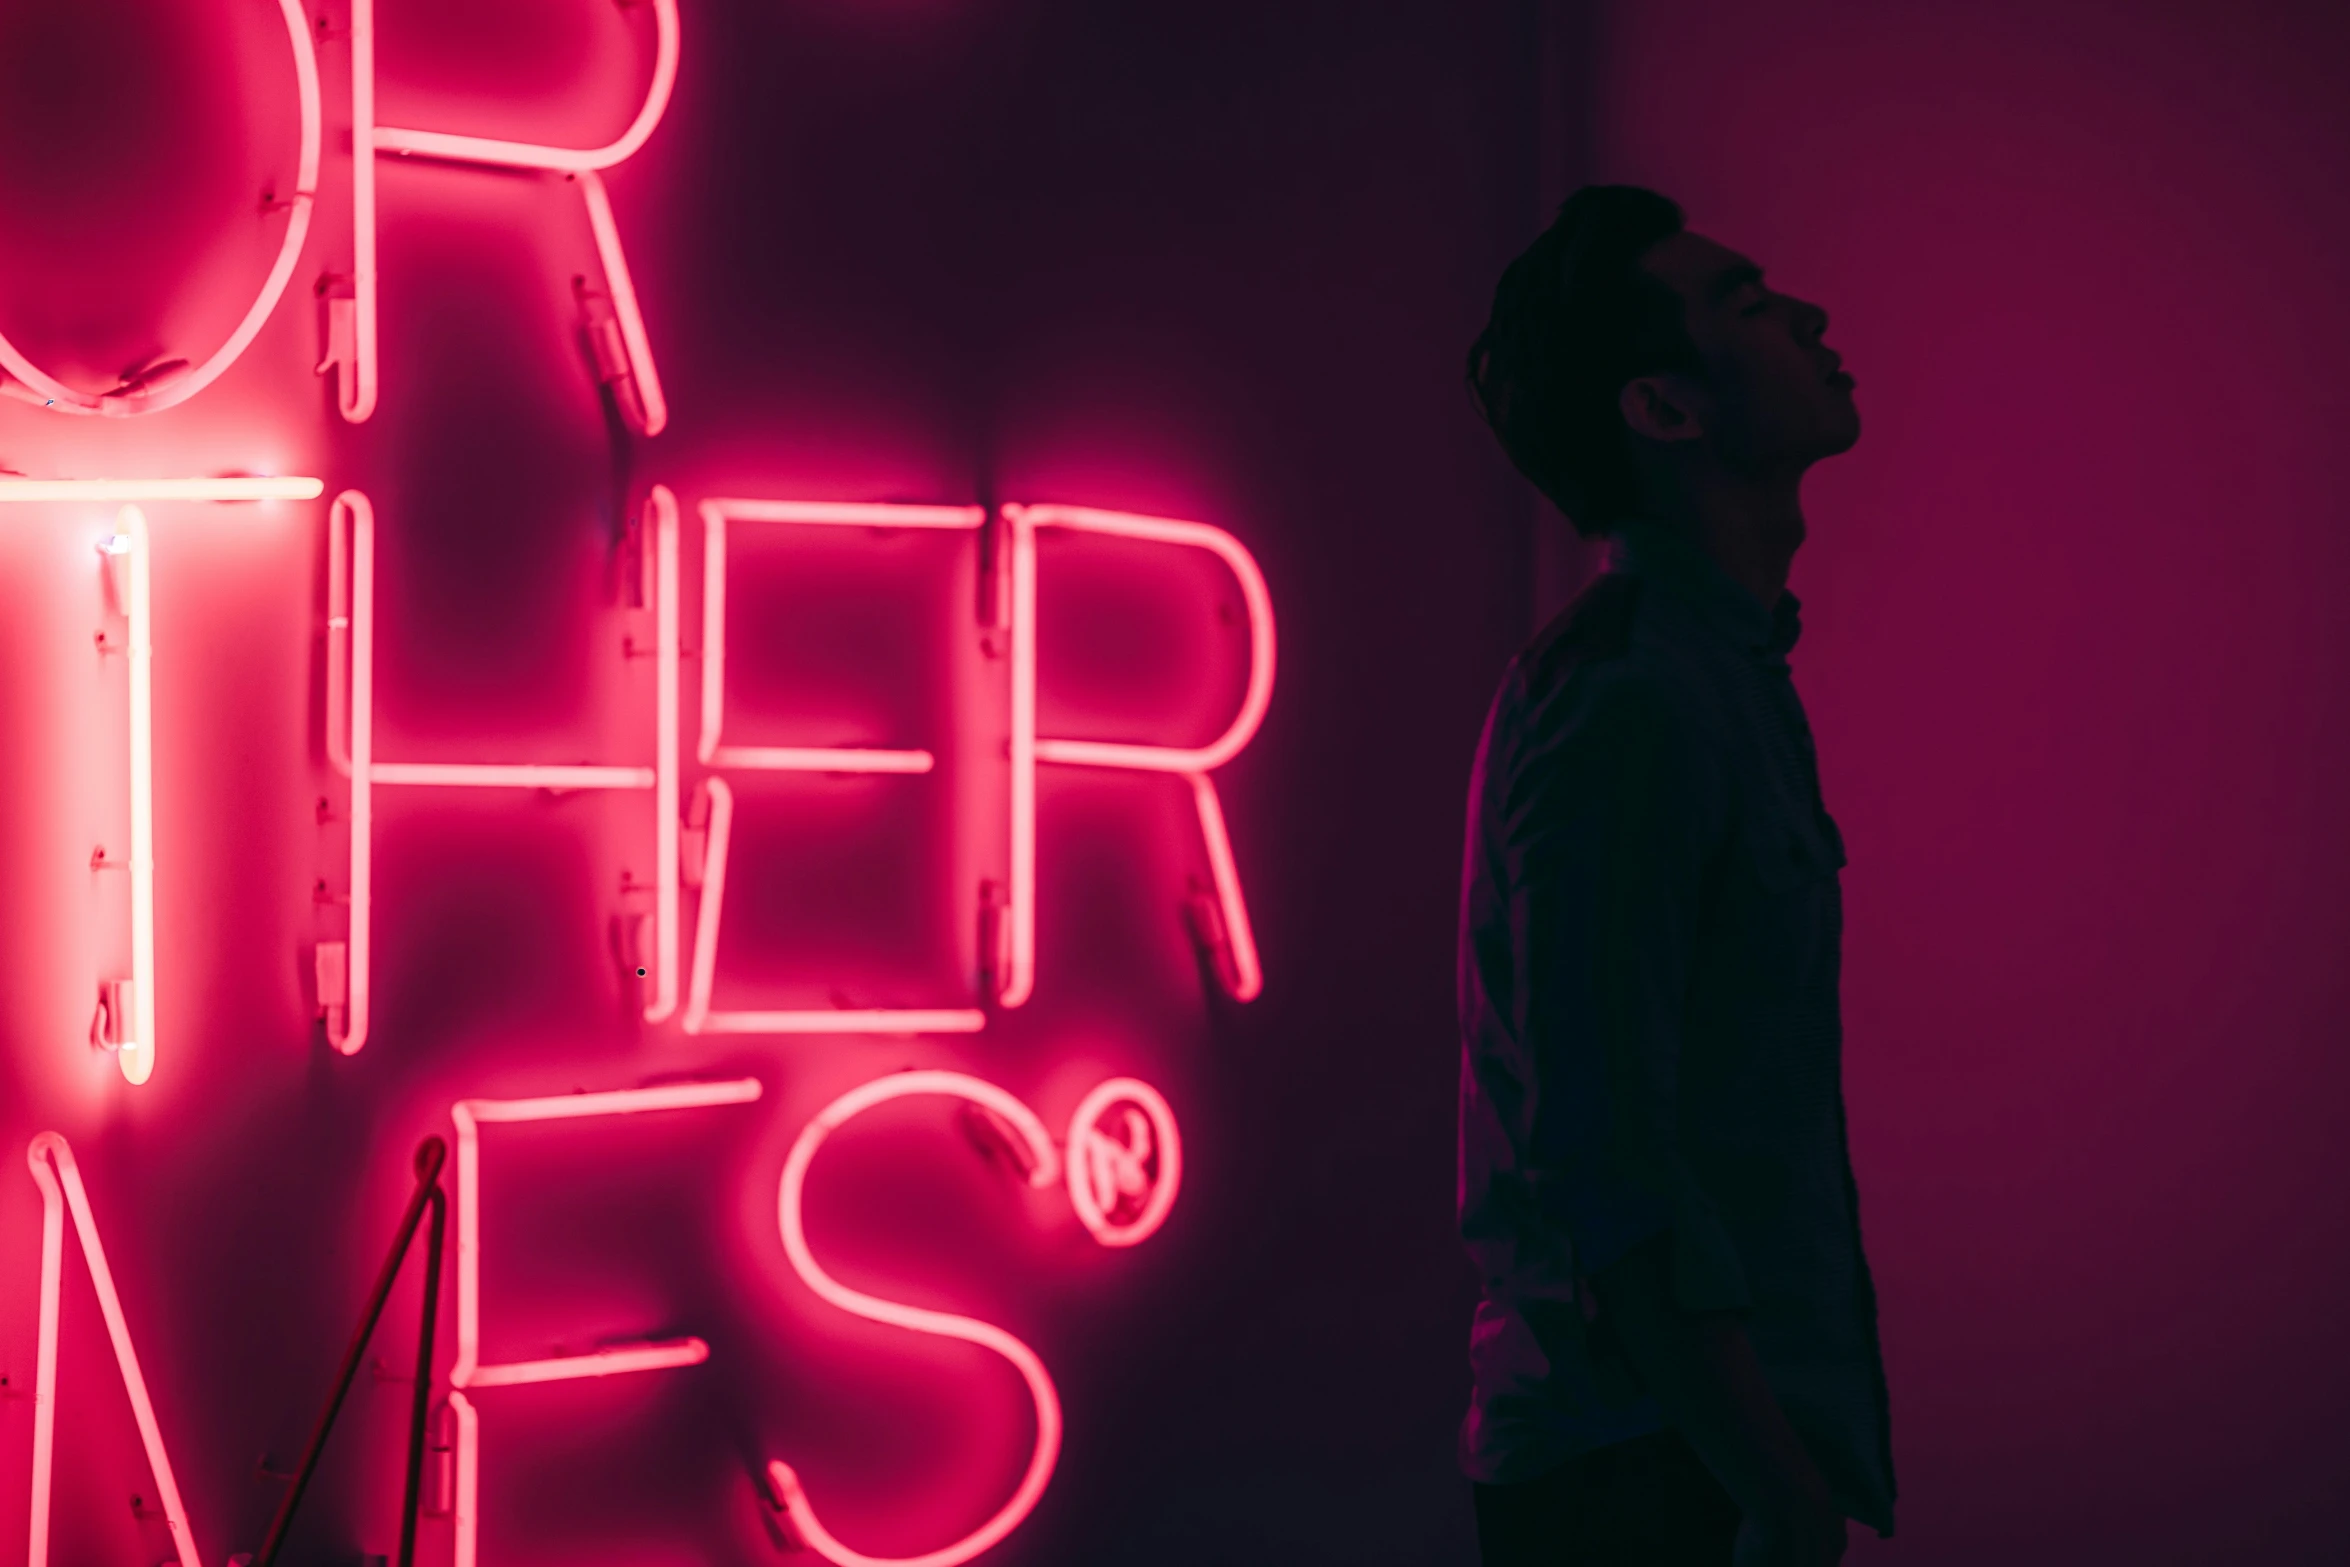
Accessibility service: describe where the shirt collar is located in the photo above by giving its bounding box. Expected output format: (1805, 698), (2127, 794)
(1604, 517), (1803, 661)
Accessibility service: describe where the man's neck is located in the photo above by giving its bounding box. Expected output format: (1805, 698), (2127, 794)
(1639, 473), (1807, 610)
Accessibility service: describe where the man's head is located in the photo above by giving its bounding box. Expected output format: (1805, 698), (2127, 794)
(1466, 185), (1858, 537)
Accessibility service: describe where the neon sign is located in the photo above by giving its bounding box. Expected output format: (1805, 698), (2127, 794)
(0, 478), (328, 1083)
(322, 0), (676, 430)
(25, 1134), (206, 1567)
(1, 6), (1263, 1561)
(318, 488), (1273, 1050)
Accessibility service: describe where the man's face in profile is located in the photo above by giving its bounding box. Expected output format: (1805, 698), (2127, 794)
(1638, 230), (1860, 475)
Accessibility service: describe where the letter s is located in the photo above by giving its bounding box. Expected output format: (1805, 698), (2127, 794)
(768, 1071), (1064, 1567)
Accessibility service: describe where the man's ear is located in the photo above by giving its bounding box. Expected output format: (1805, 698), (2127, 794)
(1618, 375), (1706, 444)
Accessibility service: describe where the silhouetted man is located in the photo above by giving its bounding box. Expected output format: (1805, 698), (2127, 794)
(1455, 185), (1894, 1567)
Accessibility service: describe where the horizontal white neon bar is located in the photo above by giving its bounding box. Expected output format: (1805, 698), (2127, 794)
(369, 763), (655, 790)
(0, 477), (325, 504)
(461, 1079), (764, 1126)
(693, 1009), (987, 1036)
(698, 499), (986, 529)
(705, 746), (934, 774)
(465, 1338), (708, 1388)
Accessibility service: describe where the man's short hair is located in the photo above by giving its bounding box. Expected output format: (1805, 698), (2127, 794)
(1466, 185), (1701, 537)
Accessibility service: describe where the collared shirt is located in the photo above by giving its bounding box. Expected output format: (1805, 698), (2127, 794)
(1454, 518), (1896, 1537)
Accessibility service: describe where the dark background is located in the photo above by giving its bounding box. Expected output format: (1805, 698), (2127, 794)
(0, 2), (2344, 1563)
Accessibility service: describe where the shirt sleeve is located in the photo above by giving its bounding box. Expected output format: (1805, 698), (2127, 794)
(1505, 663), (1751, 1314)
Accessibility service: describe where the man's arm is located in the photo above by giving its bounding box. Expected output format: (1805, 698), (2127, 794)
(1510, 666), (1842, 1558)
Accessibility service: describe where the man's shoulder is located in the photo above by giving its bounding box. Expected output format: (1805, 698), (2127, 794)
(1496, 573), (1717, 764)
(1520, 572), (1645, 697)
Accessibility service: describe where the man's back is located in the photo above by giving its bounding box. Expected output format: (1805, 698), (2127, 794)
(1455, 520), (1896, 1537)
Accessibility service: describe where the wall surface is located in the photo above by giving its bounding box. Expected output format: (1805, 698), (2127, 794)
(1575, 1), (2350, 1562)
(0, 2), (1542, 1564)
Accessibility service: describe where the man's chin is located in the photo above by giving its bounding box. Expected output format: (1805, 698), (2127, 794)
(1824, 408), (1862, 454)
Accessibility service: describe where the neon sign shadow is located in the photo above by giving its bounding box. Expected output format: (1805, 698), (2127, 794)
(0, 477), (326, 1086)
(444, 1069), (1180, 1567)
(319, 492), (1274, 1047)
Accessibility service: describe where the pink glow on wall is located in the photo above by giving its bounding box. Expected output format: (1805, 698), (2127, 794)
(24, 1134), (206, 1567)
(447, 1077), (763, 1567)
(0, 0), (320, 419)
(768, 1070), (1065, 1567)
(1000, 504), (1273, 1006)
(329, 0), (677, 431)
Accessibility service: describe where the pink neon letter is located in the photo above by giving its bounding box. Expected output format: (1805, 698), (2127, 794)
(1001, 505), (1276, 1007)
(447, 1078), (762, 1567)
(768, 1071), (1063, 1567)
(0, 480), (324, 1079)
(322, 486), (680, 1050)
(331, 0), (677, 429)
(0, 0), (320, 417)
(25, 1135), (205, 1567)
(680, 499), (991, 1037)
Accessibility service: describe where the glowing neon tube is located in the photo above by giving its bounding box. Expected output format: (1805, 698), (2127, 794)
(25, 1134), (205, 1567)
(999, 504), (1276, 1006)
(332, 0), (379, 422)
(342, 0), (677, 429)
(706, 747), (934, 774)
(577, 169), (668, 435)
(0, 477), (324, 504)
(1002, 511), (1038, 1006)
(0, 0), (318, 418)
(448, 1078), (761, 1567)
(649, 485), (682, 1024)
(327, 492), (373, 1054)
(119, 508), (157, 1085)
(464, 1339), (708, 1388)
(1063, 1077), (1183, 1249)
(702, 500), (990, 529)
(369, 763), (655, 789)
(768, 1071), (1064, 1567)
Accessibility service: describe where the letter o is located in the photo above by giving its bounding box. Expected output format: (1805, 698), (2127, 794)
(0, 0), (320, 417)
